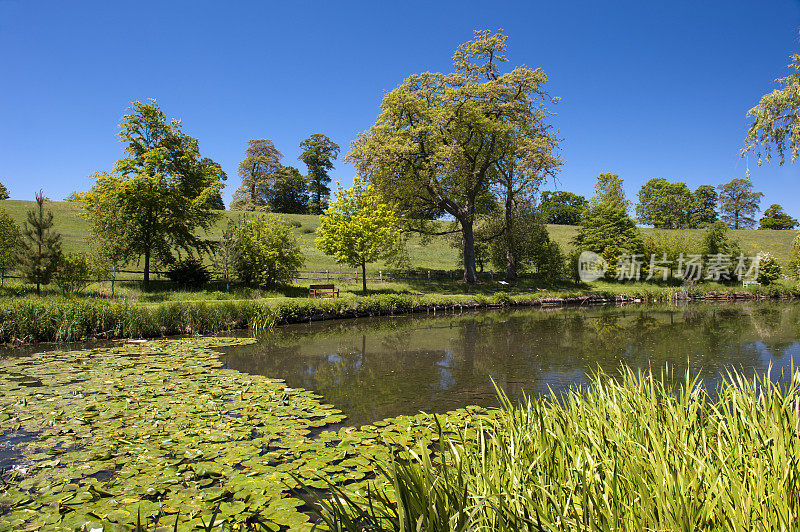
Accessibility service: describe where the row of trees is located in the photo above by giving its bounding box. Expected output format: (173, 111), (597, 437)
(231, 134), (340, 214)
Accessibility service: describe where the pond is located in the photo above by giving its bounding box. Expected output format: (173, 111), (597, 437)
(221, 301), (800, 426)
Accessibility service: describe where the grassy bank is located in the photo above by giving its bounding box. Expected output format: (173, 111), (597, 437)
(314, 367), (800, 531)
(2, 199), (798, 270)
(2, 280), (798, 344)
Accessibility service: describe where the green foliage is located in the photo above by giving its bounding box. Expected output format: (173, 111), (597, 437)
(348, 29), (557, 283)
(315, 367), (800, 531)
(266, 165), (309, 213)
(639, 233), (695, 281)
(574, 174), (641, 279)
(20, 191), (62, 294)
(299, 133), (340, 214)
(235, 214), (304, 288)
(636, 177), (693, 229)
(718, 176), (764, 229)
(701, 220), (742, 258)
(79, 100), (222, 284)
(591, 172), (630, 210)
(0, 180), (9, 200)
(743, 39), (800, 165)
(539, 190), (587, 225)
(0, 207), (21, 285)
(53, 252), (91, 294)
(691, 184), (719, 227)
(756, 251), (782, 285)
(316, 178), (402, 292)
(200, 157), (228, 210)
(788, 232), (800, 279)
(758, 203), (798, 229)
(166, 257), (211, 289)
(212, 219), (240, 291)
(231, 138), (283, 210)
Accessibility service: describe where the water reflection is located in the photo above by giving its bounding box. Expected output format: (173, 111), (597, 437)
(221, 302), (800, 426)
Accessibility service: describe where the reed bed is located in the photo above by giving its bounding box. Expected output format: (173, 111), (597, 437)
(314, 367), (800, 531)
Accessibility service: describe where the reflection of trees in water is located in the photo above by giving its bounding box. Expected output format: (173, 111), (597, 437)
(223, 303), (800, 425)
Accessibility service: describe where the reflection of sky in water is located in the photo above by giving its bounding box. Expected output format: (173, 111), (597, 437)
(223, 303), (800, 426)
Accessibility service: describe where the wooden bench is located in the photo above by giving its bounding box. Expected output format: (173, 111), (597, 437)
(308, 284), (339, 298)
(743, 280), (761, 288)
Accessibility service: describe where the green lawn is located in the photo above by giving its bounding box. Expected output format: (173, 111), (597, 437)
(1, 199), (797, 276)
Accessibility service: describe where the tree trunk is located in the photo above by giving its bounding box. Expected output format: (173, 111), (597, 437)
(461, 221), (479, 284)
(143, 250), (150, 286)
(504, 196), (517, 281)
(361, 261), (367, 294)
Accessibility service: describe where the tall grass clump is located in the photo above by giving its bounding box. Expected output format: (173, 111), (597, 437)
(313, 367), (800, 531)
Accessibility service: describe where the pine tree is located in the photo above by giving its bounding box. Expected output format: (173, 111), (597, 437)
(20, 191), (62, 294)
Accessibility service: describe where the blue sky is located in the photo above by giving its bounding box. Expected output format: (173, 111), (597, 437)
(1, 0), (799, 218)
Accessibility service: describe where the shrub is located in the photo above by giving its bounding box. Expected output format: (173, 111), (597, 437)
(756, 252), (782, 285)
(236, 214), (304, 288)
(53, 252), (91, 294)
(166, 258), (211, 289)
(788, 232), (800, 280)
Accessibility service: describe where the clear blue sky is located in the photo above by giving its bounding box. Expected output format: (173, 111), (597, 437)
(1, 0), (798, 218)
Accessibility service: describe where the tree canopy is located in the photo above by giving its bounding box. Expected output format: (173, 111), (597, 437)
(635, 178), (693, 229)
(20, 191), (62, 294)
(232, 139), (283, 210)
(759, 203), (798, 229)
(743, 37), (800, 166)
(315, 178), (402, 293)
(691, 185), (718, 227)
(0, 181), (9, 200)
(299, 134), (339, 215)
(539, 191), (587, 225)
(717, 176), (763, 229)
(347, 29), (559, 283)
(0, 207), (20, 286)
(78, 100), (222, 284)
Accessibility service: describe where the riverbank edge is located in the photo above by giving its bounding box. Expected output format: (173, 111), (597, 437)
(1, 283), (798, 344)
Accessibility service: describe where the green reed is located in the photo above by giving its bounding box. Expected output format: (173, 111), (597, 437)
(313, 366), (800, 531)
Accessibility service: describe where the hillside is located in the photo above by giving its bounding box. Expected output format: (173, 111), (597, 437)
(1, 200), (797, 273)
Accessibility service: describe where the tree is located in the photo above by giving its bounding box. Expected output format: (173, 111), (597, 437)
(788, 232), (800, 279)
(635, 178), (693, 229)
(0, 181), (9, 200)
(53, 252), (91, 294)
(78, 100), (222, 285)
(700, 221), (742, 267)
(539, 191), (587, 225)
(691, 185), (718, 227)
(200, 157), (227, 209)
(574, 174), (641, 280)
(718, 176), (764, 229)
(743, 37), (800, 166)
(235, 215), (304, 288)
(591, 173), (630, 210)
(348, 29), (555, 283)
(759, 204), (798, 229)
(299, 134), (340, 215)
(231, 139), (283, 210)
(267, 166), (309, 213)
(20, 191), (62, 294)
(756, 252), (782, 285)
(316, 178), (402, 293)
(0, 208), (21, 286)
(213, 219), (240, 292)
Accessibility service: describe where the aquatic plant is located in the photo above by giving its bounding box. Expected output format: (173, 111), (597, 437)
(312, 367), (800, 531)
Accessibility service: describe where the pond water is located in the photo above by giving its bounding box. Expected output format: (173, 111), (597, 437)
(221, 301), (800, 426)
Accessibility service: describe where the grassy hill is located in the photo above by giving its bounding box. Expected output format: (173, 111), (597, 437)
(1, 200), (797, 274)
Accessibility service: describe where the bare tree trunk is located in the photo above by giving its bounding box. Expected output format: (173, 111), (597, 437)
(504, 195), (517, 281)
(143, 250), (150, 287)
(461, 221), (479, 284)
(361, 261), (367, 293)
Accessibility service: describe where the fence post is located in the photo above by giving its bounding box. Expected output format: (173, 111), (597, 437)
(326, 270), (329, 282)
(355, 270), (358, 284)
(380, 270), (383, 282)
(427, 270), (431, 280)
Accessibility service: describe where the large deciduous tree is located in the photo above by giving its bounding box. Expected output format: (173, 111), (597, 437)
(743, 37), (800, 166)
(20, 191), (62, 294)
(267, 166), (309, 214)
(539, 191), (587, 225)
(231, 139), (283, 210)
(316, 178), (402, 293)
(691, 185), (718, 227)
(299, 134), (339, 214)
(79, 100), (222, 285)
(718, 176), (763, 229)
(348, 29), (558, 283)
(635, 178), (693, 229)
(759, 203), (798, 229)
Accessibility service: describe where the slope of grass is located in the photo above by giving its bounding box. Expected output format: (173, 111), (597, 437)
(1, 200), (797, 273)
